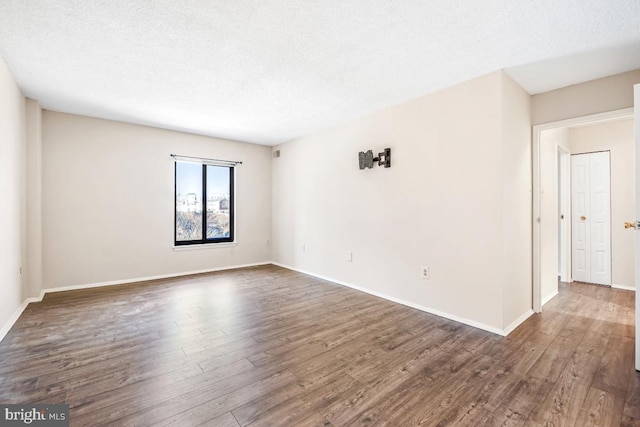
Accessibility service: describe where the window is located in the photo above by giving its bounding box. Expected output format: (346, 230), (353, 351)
(175, 161), (234, 245)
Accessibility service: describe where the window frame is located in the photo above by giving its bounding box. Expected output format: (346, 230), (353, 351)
(174, 161), (235, 246)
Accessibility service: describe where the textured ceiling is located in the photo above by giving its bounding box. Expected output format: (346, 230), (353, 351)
(1, 1), (639, 145)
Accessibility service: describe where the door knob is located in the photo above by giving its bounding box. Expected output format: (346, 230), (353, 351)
(624, 221), (640, 229)
(580, 215), (587, 221)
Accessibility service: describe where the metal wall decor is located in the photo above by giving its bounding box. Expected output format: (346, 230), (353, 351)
(358, 147), (391, 170)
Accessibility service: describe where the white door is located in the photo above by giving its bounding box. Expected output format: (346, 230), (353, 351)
(571, 152), (611, 285)
(589, 152), (612, 285)
(572, 154), (590, 282)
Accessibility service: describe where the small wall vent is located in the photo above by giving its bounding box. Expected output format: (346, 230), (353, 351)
(272, 150), (281, 159)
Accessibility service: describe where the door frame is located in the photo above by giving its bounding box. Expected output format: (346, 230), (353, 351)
(634, 85), (639, 371)
(558, 146), (571, 283)
(532, 107), (633, 312)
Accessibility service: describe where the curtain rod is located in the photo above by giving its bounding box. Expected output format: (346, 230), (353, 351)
(170, 154), (243, 166)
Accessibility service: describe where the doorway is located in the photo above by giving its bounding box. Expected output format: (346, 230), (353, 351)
(532, 107), (634, 312)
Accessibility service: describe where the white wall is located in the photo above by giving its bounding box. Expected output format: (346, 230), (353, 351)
(25, 99), (43, 299)
(501, 73), (533, 327)
(272, 71), (532, 333)
(0, 57), (26, 333)
(41, 112), (272, 290)
(539, 128), (569, 303)
(532, 69), (640, 125)
(569, 119), (635, 289)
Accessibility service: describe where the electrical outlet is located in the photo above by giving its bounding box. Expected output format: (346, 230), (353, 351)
(301, 244), (306, 252)
(421, 266), (430, 279)
(347, 251), (353, 262)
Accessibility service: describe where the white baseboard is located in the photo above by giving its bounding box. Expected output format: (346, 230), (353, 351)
(39, 261), (272, 296)
(612, 284), (636, 292)
(0, 261), (271, 344)
(0, 297), (40, 344)
(2, 261), (541, 343)
(503, 309), (534, 335)
(542, 290), (559, 306)
(272, 262), (528, 337)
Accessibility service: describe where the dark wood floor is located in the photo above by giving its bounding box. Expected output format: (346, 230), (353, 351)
(0, 265), (637, 426)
